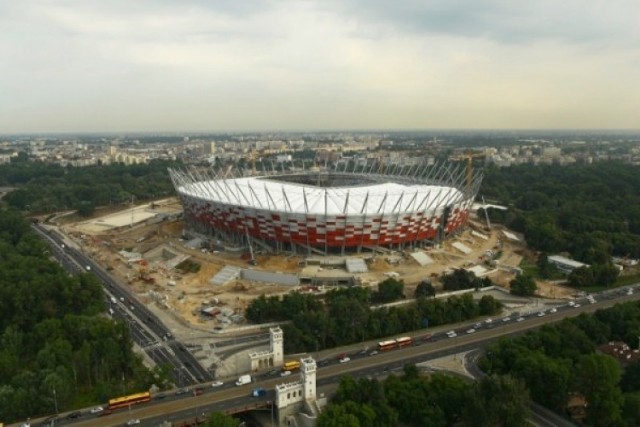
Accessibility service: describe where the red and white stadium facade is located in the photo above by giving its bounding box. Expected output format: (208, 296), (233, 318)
(169, 161), (482, 254)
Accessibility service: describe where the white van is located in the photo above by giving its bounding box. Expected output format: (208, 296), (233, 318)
(235, 374), (252, 386)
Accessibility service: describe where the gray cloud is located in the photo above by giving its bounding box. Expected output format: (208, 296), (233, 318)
(332, 0), (639, 46)
(0, 0), (639, 132)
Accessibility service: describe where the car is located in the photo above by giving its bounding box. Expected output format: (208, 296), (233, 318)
(568, 301), (576, 307)
(85, 265), (91, 271)
(126, 419), (141, 426)
(502, 317), (511, 322)
(485, 318), (493, 324)
(446, 331), (457, 338)
(193, 387), (204, 396)
(473, 323), (482, 329)
(211, 380), (224, 387)
(537, 311), (546, 317)
(66, 411), (82, 419)
(466, 328), (476, 334)
(97, 409), (113, 417)
(549, 308), (557, 313)
(175, 387), (189, 395)
(280, 370), (292, 377)
(338, 356), (351, 363)
(369, 350), (379, 356)
(90, 406), (104, 414)
(516, 317), (525, 322)
(574, 303), (581, 308)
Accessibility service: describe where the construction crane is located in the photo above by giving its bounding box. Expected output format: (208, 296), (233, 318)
(450, 150), (486, 193)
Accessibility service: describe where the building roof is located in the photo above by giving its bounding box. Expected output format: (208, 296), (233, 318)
(548, 255), (589, 269)
(178, 176), (464, 216)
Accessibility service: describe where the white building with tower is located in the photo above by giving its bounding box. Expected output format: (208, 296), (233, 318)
(249, 326), (284, 371)
(276, 356), (326, 427)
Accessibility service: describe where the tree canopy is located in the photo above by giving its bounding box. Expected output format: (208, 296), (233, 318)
(1, 160), (180, 215)
(0, 208), (161, 422)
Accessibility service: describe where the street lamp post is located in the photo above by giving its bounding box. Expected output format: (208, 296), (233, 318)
(53, 387), (59, 415)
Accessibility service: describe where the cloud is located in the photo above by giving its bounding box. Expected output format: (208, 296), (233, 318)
(0, 1), (638, 132)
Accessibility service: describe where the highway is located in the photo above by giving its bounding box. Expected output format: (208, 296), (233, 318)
(15, 284), (640, 427)
(22, 224), (640, 426)
(31, 223), (213, 386)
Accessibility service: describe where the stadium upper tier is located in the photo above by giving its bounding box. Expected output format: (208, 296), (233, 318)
(169, 162), (482, 253)
(175, 177), (463, 216)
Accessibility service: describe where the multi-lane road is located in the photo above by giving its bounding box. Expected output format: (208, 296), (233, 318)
(31, 224), (213, 386)
(15, 278), (640, 427)
(20, 225), (640, 426)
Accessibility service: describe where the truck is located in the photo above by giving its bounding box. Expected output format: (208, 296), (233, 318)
(235, 374), (252, 386)
(251, 387), (266, 397)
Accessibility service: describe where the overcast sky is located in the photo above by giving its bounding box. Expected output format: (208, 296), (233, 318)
(1, 1), (639, 133)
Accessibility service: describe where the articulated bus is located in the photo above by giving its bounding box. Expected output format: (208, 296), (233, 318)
(282, 360), (301, 372)
(108, 391), (152, 410)
(378, 336), (414, 351)
(396, 336), (413, 348)
(377, 340), (397, 352)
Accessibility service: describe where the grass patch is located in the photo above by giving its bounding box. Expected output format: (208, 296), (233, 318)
(175, 259), (201, 274)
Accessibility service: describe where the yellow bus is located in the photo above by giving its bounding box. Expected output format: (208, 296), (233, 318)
(282, 360), (301, 372)
(108, 391), (151, 410)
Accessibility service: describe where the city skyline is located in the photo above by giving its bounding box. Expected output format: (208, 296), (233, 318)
(2, 0), (639, 133)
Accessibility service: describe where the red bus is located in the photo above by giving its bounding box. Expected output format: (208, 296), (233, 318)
(378, 340), (397, 351)
(396, 336), (413, 347)
(108, 391), (152, 410)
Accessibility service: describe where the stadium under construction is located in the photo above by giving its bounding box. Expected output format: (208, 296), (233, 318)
(169, 161), (482, 255)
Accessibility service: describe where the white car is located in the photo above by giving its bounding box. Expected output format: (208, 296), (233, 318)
(280, 370), (292, 377)
(502, 317), (511, 322)
(446, 331), (457, 338)
(211, 380), (224, 387)
(574, 303), (581, 308)
(339, 357), (351, 363)
(516, 317), (525, 322)
(466, 328), (476, 334)
(126, 420), (140, 426)
(568, 301), (576, 307)
(537, 311), (546, 317)
(90, 406), (104, 414)
(485, 318), (493, 324)
(549, 308), (557, 313)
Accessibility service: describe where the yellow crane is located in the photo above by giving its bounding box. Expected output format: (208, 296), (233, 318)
(450, 150), (486, 193)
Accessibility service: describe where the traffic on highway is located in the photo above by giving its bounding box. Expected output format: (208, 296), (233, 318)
(22, 222), (640, 426)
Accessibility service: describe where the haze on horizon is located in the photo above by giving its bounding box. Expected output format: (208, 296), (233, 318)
(1, 1), (639, 134)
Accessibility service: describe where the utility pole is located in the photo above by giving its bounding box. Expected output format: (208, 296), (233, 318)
(53, 387), (59, 416)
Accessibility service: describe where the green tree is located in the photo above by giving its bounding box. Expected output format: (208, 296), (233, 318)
(373, 278), (405, 304)
(204, 411), (241, 427)
(316, 403), (362, 427)
(576, 353), (623, 426)
(621, 361), (640, 393)
(415, 280), (436, 299)
(510, 274), (538, 297)
(568, 266), (595, 288)
(622, 392), (640, 427)
(478, 295), (502, 315)
(462, 375), (530, 427)
(537, 252), (553, 278)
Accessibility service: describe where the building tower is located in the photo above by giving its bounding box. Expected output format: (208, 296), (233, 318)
(270, 327), (284, 366)
(300, 356), (317, 401)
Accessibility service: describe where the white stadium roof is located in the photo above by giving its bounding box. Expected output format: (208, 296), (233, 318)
(178, 177), (464, 215)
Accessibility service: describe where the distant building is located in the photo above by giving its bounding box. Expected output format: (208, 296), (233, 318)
(548, 255), (589, 274)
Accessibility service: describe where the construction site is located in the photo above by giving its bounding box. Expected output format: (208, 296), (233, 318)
(55, 196), (576, 337)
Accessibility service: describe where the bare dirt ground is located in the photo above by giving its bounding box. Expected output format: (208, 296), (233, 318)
(60, 200), (563, 332)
